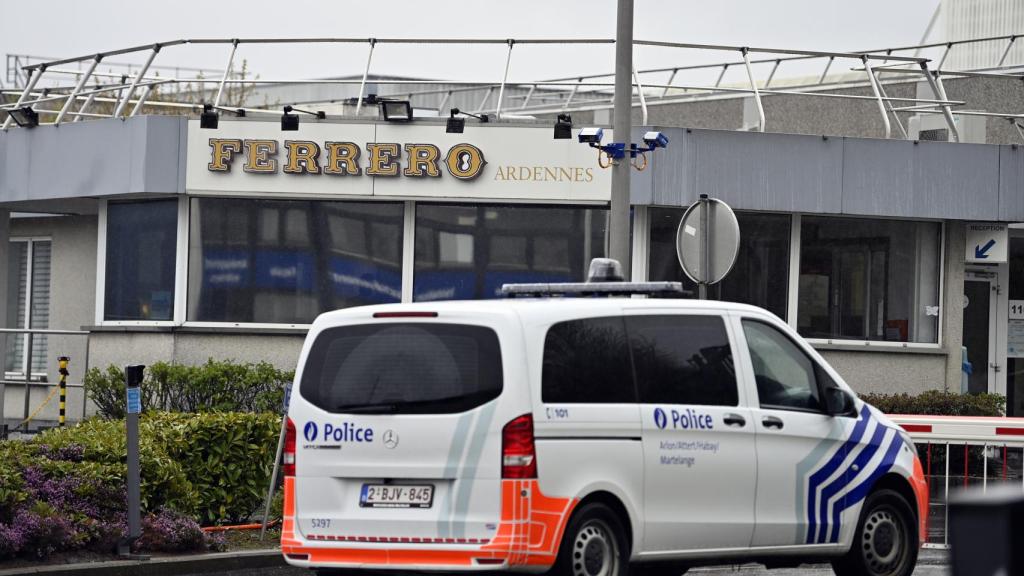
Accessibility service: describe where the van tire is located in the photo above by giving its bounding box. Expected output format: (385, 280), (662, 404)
(831, 489), (918, 576)
(551, 502), (629, 576)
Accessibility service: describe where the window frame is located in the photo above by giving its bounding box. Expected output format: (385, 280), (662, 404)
(95, 197), (186, 327)
(183, 196), (407, 327)
(641, 209), (945, 351)
(794, 214), (945, 350)
(5, 236), (52, 379)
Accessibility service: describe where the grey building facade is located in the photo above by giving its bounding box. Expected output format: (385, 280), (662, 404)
(1, 109), (1022, 424)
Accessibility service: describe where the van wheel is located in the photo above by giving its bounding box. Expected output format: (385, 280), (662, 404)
(832, 489), (918, 576)
(552, 502), (629, 576)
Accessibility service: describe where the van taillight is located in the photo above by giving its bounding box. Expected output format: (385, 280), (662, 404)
(502, 414), (537, 479)
(284, 417), (296, 477)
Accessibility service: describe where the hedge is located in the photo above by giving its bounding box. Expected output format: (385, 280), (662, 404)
(0, 411), (279, 560)
(860, 390), (1005, 416)
(84, 359), (292, 418)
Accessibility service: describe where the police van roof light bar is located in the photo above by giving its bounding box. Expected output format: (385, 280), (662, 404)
(500, 282), (685, 298)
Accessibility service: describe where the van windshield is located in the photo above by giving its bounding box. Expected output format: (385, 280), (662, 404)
(299, 323), (503, 414)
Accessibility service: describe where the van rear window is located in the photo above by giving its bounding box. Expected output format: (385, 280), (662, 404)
(300, 323), (502, 414)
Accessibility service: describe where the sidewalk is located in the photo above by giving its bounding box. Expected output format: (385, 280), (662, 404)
(0, 549), (288, 576)
(0, 547), (951, 576)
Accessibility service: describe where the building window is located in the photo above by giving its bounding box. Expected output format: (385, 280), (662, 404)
(104, 200), (177, 321)
(798, 217), (940, 343)
(648, 209), (791, 320)
(413, 204), (607, 301)
(4, 239), (50, 378)
(187, 198), (404, 324)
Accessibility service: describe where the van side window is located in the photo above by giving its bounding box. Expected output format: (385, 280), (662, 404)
(542, 317), (635, 403)
(627, 315), (738, 406)
(741, 319), (823, 412)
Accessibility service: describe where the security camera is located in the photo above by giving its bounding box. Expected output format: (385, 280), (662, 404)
(643, 131), (669, 149)
(578, 127), (604, 144)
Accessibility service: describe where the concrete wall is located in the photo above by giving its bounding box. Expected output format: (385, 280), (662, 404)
(86, 331), (306, 372)
(3, 215), (96, 423)
(629, 127), (1021, 222)
(818, 349), (948, 396)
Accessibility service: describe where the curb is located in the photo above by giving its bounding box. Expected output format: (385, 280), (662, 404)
(0, 549), (286, 576)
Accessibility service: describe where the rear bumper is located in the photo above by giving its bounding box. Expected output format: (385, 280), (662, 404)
(281, 546), (544, 572)
(281, 477), (577, 572)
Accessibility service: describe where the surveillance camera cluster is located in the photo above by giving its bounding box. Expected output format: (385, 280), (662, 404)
(576, 127), (669, 171)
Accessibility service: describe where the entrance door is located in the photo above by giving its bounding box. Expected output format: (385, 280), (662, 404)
(964, 272), (998, 394)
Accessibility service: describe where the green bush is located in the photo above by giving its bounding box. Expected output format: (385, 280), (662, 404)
(84, 359), (292, 419)
(21, 412), (280, 525)
(148, 412), (280, 524)
(860, 390), (1005, 416)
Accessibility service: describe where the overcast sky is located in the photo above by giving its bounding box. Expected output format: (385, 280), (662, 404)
(0, 0), (944, 87)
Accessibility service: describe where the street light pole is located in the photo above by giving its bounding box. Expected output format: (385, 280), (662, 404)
(610, 0), (634, 277)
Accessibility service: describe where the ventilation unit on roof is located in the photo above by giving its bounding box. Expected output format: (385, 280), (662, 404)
(908, 111), (986, 144)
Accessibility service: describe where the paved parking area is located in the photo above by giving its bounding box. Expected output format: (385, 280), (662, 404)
(689, 564), (949, 575)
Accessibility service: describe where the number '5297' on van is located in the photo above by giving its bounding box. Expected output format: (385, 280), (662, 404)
(281, 280), (927, 576)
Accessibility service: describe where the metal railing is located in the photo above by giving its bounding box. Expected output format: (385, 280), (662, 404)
(891, 415), (1024, 550)
(1, 34), (1021, 141)
(0, 328), (90, 433)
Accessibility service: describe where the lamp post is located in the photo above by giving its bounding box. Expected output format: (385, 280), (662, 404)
(610, 0), (634, 277)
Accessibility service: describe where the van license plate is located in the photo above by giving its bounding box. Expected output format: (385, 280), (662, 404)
(360, 484), (434, 509)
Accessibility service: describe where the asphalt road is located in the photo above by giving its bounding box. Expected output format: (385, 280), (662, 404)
(220, 561), (951, 576)
(686, 564), (949, 575)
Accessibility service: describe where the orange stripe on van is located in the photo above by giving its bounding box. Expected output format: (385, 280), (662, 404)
(282, 477), (578, 569)
(910, 456), (929, 545)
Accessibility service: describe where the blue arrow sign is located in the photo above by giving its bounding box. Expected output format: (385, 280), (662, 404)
(975, 239), (997, 259)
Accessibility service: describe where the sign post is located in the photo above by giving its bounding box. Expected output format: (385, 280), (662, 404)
(260, 381), (292, 540)
(675, 195), (741, 298)
(57, 356), (69, 427)
(119, 364), (146, 559)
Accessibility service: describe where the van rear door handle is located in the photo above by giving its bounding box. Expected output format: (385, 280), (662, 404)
(762, 415), (784, 430)
(723, 413), (746, 427)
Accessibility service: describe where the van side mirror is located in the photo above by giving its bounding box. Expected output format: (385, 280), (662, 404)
(825, 387), (856, 417)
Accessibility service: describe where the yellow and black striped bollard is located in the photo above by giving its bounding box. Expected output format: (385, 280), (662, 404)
(58, 356), (69, 427)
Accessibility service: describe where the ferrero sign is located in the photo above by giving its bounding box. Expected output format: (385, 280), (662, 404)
(207, 139), (487, 181)
(186, 121), (611, 202)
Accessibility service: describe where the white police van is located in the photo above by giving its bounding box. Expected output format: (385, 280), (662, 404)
(282, 260), (928, 576)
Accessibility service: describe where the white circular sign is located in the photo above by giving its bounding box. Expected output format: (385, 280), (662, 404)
(675, 197), (740, 285)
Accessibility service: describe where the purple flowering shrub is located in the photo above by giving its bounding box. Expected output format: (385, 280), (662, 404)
(0, 443), (129, 559)
(0, 413), (279, 560)
(134, 508), (207, 553)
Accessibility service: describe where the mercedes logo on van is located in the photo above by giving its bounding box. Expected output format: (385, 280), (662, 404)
(383, 429), (399, 449)
(303, 421), (318, 442)
(654, 408), (668, 430)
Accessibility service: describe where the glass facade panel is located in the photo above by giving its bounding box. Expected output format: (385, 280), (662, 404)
(188, 198), (404, 324)
(413, 204), (608, 301)
(648, 209), (790, 319)
(798, 217), (940, 343)
(105, 200), (177, 321)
